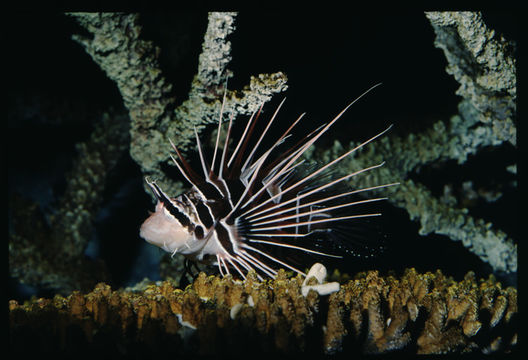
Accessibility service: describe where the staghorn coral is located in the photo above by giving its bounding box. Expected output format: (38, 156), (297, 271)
(9, 268), (517, 355)
(68, 12), (288, 199)
(306, 11), (517, 273)
(9, 112), (129, 294)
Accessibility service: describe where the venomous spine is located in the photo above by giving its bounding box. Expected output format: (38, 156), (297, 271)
(140, 84), (396, 280)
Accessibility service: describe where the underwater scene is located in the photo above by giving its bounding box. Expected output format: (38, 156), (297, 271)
(8, 12), (518, 357)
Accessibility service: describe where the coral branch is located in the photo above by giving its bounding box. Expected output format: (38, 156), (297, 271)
(425, 12), (516, 146)
(50, 113), (130, 259)
(307, 12), (517, 273)
(68, 12), (288, 198)
(9, 112), (129, 294)
(9, 269), (517, 355)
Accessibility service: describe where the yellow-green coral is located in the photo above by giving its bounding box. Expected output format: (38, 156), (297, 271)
(9, 269), (517, 355)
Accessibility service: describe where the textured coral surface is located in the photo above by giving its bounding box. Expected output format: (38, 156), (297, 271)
(313, 11), (518, 274)
(9, 269), (517, 356)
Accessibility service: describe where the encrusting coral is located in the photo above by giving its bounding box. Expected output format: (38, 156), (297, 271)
(9, 268), (516, 355)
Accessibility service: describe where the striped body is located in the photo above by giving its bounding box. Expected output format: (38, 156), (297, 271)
(140, 85), (397, 280)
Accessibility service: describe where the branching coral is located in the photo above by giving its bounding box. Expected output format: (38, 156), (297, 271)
(426, 12), (516, 146)
(9, 269), (517, 355)
(9, 112), (129, 294)
(67, 11), (516, 276)
(68, 12), (288, 198)
(308, 11), (517, 273)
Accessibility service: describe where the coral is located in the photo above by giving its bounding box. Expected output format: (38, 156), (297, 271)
(9, 269), (517, 355)
(68, 12), (288, 199)
(9, 112), (129, 294)
(426, 12), (516, 145)
(307, 11), (517, 273)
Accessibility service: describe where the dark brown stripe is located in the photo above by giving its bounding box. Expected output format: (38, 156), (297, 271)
(164, 200), (192, 229)
(198, 182), (223, 201)
(214, 222), (234, 254)
(210, 176), (230, 199)
(196, 201), (214, 228)
(151, 183), (192, 229)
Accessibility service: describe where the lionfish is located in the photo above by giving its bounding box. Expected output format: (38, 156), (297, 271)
(140, 84), (396, 280)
